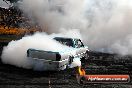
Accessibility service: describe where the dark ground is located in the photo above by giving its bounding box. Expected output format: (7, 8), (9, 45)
(0, 45), (132, 88)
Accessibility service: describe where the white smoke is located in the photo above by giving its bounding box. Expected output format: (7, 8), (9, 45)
(19, 0), (87, 34)
(1, 33), (68, 69)
(1, 32), (81, 70)
(1, 0), (84, 69)
(2, 0), (132, 70)
(18, 0), (132, 55)
(83, 0), (132, 55)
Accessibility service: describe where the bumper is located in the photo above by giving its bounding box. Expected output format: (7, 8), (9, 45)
(29, 58), (69, 71)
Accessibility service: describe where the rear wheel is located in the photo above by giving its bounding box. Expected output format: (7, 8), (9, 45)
(69, 56), (74, 65)
(66, 56), (74, 69)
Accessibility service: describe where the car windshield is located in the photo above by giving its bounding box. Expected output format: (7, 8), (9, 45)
(54, 38), (73, 47)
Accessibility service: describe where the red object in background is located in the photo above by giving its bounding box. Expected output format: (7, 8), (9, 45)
(76, 67), (130, 84)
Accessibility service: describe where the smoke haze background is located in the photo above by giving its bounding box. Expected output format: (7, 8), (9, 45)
(1, 0), (132, 69)
(84, 0), (132, 55)
(0, 1), (10, 8)
(18, 0), (132, 55)
(1, 33), (73, 69)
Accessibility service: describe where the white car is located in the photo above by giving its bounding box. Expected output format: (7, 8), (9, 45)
(27, 37), (89, 71)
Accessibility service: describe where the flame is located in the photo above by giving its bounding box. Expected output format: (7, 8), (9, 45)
(78, 66), (86, 76)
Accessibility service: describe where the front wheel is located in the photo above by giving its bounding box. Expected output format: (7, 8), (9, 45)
(84, 51), (89, 60)
(81, 51), (89, 65)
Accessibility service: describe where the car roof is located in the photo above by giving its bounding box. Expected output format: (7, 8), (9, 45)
(54, 37), (79, 40)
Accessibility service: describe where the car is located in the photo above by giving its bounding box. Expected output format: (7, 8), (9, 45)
(27, 37), (89, 71)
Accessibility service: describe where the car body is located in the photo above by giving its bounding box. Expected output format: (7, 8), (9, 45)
(27, 37), (89, 71)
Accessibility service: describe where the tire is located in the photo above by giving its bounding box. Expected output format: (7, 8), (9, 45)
(66, 56), (74, 69)
(81, 51), (88, 66)
(85, 51), (89, 60)
(69, 56), (74, 65)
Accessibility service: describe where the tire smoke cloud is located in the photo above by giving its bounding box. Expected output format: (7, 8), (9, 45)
(19, 0), (132, 55)
(1, 33), (81, 69)
(2, 0), (132, 69)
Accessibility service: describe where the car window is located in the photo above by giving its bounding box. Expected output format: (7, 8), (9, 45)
(55, 38), (73, 47)
(75, 39), (84, 48)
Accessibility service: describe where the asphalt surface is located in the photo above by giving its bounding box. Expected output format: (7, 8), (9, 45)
(0, 46), (132, 88)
